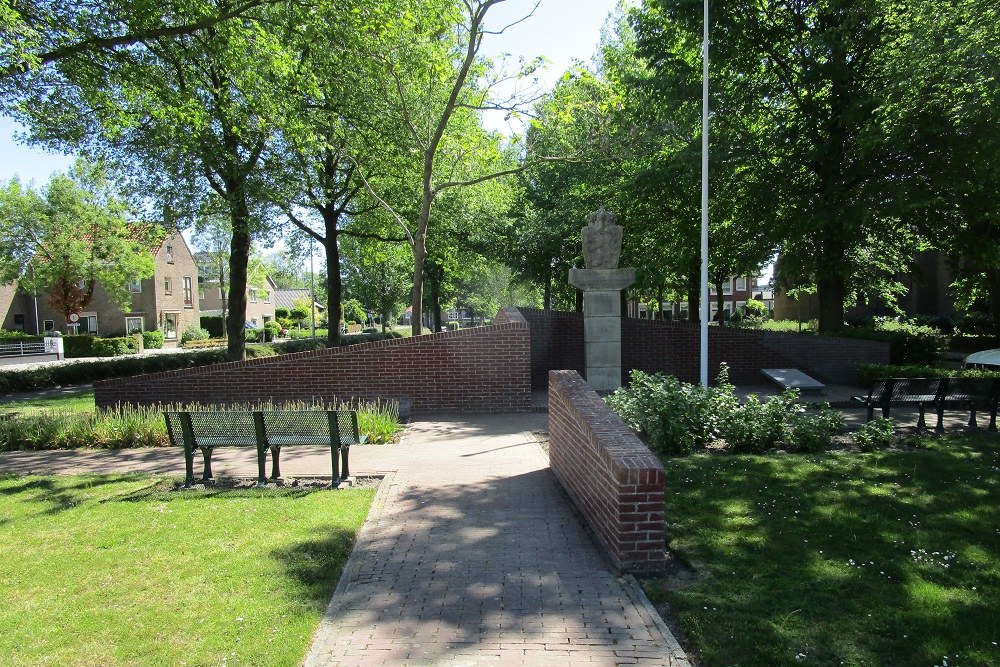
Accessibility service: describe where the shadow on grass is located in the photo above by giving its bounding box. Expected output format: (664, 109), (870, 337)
(270, 525), (360, 611)
(0, 472), (155, 518)
(650, 433), (1000, 666)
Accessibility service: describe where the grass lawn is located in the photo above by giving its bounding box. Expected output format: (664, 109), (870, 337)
(645, 433), (1000, 667)
(0, 474), (375, 666)
(0, 387), (95, 414)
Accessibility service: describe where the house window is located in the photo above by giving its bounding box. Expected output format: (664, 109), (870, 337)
(736, 277), (747, 292)
(165, 245), (174, 264)
(722, 280), (733, 295)
(249, 289), (258, 303)
(164, 277), (172, 295)
(129, 280), (141, 293)
(12, 314), (24, 331)
(80, 314), (98, 335)
(183, 277), (193, 307)
(262, 290), (269, 303)
(125, 317), (144, 334)
(43, 320), (54, 332)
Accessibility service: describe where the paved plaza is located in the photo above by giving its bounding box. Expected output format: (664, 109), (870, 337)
(0, 413), (691, 666)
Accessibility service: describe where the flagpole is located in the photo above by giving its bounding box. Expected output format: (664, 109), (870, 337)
(699, 0), (710, 387)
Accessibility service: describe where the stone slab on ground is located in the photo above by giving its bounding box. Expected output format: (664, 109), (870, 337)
(762, 368), (826, 394)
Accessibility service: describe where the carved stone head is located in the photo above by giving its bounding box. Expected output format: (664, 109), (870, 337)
(581, 208), (622, 269)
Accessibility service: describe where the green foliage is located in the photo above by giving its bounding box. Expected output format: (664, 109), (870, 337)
(199, 316), (225, 338)
(446, 321), (459, 331)
(62, 335), (95, 358)
(289, 306), (310, 324)
(0, 164), (162, 319)
(263, 320), (281, 340)
(854, 417), (896, 451)
(90, 336), (139, 357)
(787, 408), (844, 453)
(955, 311), (994, 336)
(179, 326), (210, 345)
(744, 299), (767, 319)
(274, 307), (290, 320)
(0, 330), (38, 341)
(609, 367), (845, 455)
(341, 300), (366, 327)
(606, 370), (727, 455)
(855, 364), (1000, 386)
(141, 329), (163, 349)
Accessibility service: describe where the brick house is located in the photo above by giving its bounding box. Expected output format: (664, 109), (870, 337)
(631, 274), (774, 321)
(2, 229), (200, 343)
(199, 275), (277, 329)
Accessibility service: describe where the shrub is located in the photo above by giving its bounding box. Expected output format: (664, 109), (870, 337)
(180, 326), (210, 345)
(244, 328), (261, 343)
(856, 364), (1000, 386)
(721, 391), (796, 453)
(199, 316), (225, 338)
(955, 311), (994, 336)
(63, 335), (96, 358)
(854, 417), (895, 451)
(607, 370), (730, 455)
(275, 307), (290, 319)
(446, 321), (460, 331)
(181, 338), (226, 349)
(787, 408), (844, 453)
(263, 320), (281, 341)
(342, 299), (366, 326)
(91, 336), (139, 357)
(744, 299), (767, 319)
(142, 329), (164, 349)
(0, 330), (38, 341)
(838, 319), (945, 365)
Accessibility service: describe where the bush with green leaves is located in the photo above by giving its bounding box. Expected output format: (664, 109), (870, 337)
(180, 326), (210, 345)
(90, 336), (139, 357)
(838, 319), (946, 365)
(787, 408), (844, 452)
(63, 334), (96, 357)
(607, 370), (728, 455)
(0, 330), (38, 341)
(854, 417), (895, 451)
(263, 321), (281, 341)
(856, 364), (1000, 386)
(721, 391), (797, 453)
(141, 329), (164, 349)
(446, 321), (460, 331)
(342, 299), (366, 326)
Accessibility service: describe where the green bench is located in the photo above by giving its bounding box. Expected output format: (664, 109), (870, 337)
(853, 377), (999, 433)
(163, 409), (366, 488)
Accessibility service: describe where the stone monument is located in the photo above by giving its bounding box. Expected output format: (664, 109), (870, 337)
(568, 209), (635, 392)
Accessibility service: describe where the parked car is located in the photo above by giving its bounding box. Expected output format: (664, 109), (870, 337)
(963, 348), (1000, 370)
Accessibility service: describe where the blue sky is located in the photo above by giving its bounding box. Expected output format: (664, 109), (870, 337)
(0, 0), (622, 186)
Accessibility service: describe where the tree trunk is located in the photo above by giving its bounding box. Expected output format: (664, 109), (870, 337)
(816, 271), (847, 333)
(656, 287), (664, 320)
(323, 209), (342, 348)
(410, 228), (427, 336)
(687, 271), (700, 322)
(431, 278), (443, 332)
(543, 270), (552, 310)
(715, 278), (725, 324)
(226, 194), (251, 361)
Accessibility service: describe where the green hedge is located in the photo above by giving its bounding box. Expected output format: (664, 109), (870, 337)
(64, 335), (141, 358)
(0, 345), (275, 394)
(836, 320), (946, 365)
(856, 364), (1000, 387)
(142, 330), (164, 349)
(199, 316), (225, 338)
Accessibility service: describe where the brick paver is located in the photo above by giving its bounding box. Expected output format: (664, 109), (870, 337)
(0, 413), (690, 666)
(302, 414), (689, 666)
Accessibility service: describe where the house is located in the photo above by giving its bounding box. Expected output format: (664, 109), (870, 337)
(631, 274), (774, 321)
(273, 288), (325, 316)
(199, 275), (277, 330)
(1, 228), (200, 343)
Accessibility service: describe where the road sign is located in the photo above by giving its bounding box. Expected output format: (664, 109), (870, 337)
(68, 313), (80, 323)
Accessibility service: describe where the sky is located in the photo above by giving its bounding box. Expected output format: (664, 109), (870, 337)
(0, 0), (623, 186)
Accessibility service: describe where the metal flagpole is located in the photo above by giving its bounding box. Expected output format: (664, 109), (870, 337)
(700, 0), (710, 387)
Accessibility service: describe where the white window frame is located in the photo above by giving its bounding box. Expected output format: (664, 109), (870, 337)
(165, 245), (174, 264)
(722, 279), (733, 295)
(125, 316), (144, 334)
(163, 313), (178, 339)
(128, 281), (142, 293)
(164, 277), (172, 295)
(736, 277), (747, 292)
(183, 277), (193, 307)
(249, 288), (258, 303)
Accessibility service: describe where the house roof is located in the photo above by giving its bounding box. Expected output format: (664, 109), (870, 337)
(273, 288), (325, 311)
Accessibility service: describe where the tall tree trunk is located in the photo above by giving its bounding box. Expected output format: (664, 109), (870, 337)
(431, 278), (443, 332)
(226, 193), (251, 361)
(687, 271), (700, 322)
(411, 228), (427, 336)
(543, 269), (552, 310)
(323, 209), (342, 348)
(714, 278), (725, 324)
(816, 231), (847, 332)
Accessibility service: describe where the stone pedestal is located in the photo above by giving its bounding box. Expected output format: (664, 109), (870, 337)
(569, 267), (636, 392)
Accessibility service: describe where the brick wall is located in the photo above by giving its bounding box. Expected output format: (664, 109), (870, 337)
(548, 370), (666, 574)
(523, 309), (889, 387)
(95, 307), (531, 413)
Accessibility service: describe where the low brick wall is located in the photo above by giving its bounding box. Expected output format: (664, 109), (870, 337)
(523, 309), (889, 387)
(548, 370), (666, 574)
(95, 308), (531, 413)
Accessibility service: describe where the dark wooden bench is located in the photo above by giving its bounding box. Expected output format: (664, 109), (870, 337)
(853, 377), (999, 433)
(163, 410), (366, 488)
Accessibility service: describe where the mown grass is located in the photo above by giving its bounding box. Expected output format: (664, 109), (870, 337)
(0, 474), (375, 666)
(646, 433), (1000, 666)
(0, 387), (95, 414)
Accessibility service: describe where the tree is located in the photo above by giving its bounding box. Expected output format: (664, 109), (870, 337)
(631, 0), (916, 332)
(10, 1), (300, 359)
(0, 162), (161, 325)
(886, 0), (1000, 331)
(342, 236), (412, 333)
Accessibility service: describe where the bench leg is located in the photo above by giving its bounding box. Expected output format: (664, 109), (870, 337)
(867, 407), (874, 422)
(201, 447), (214, 481)
(917, 406), (926, 433)
(990, 404), (998, 432)
(330, 444), (341, 487)
(341, 444), (350, 481)
(968, 406), (979, 431)
(256, 444), (267, 487)
(935, 406), (945, 435)
(183, 446), (195, 489)
(270, 446), (281, 480)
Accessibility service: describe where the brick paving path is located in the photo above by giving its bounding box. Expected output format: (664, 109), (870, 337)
(0, 413), (690, 666)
